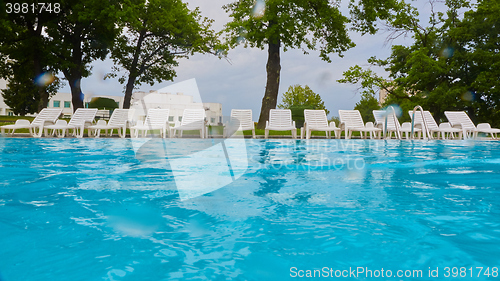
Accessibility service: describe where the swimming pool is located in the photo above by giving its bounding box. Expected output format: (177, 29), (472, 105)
(1, 138), (499, 280)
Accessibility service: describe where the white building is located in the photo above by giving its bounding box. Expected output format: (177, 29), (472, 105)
(130, 79), (222, 125)
(49, 93), (123, 118)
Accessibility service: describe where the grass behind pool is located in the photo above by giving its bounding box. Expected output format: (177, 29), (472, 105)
(0, 115), (366, 138)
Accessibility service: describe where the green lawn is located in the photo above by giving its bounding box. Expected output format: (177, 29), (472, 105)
(1, 115), (370, 138)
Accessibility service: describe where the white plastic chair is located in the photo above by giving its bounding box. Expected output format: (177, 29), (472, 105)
(302, 109), (340, 139)
(477, 123), (500, 139)
(445, 111), (500, 139)
(44, 108), (98, 138)
(265, 109), (297, 139)
(338, 110), (381, 139)
(408, 110), (461, 139)
(130, 109), (170, 138)
(226, 109), (255, 138)
(0, 108), (62, 137)
(89, 109), (134, 138)
(373, 109), (421, 139)
(171, 109), (206, 138)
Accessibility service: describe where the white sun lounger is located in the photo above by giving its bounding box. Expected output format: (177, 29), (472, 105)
(476, 123), (500, 139)
(226, 109), (255, 138)
(301, 109), (340, 139)
(171, 109), (206, 138)
(1, 108), (62, 137)
(89, 109), (134, 138)
(265, 109), (297, 139)
(445, 111), (500, 139)
(339, 110), (381, 139)
(373, 109), (421, 139)
(130, 108), (171, 138)
(408, 110), (462, 139)
(44, 108), (98, 138)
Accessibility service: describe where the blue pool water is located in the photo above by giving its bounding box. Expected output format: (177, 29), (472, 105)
(1, 138), (500, 280)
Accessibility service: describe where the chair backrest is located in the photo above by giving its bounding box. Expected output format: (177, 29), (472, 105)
(477, 123), (492, 131)
(68, 108), (98, 126)
(108, 109), (132, 127)
(444, 111), (476, 129)
(268, 109), (293, 128)
(31, 108), (63, 126)
(180, 109), (205, 126)
(373, 110), (400, 129)
(408, 110), (439, 130)
(231, 109), (254, 130)
(15, 119), (32, 126)
(144, 108), (170, 128)
(304, 109), (328, 128)
(339, 110), (365, 128)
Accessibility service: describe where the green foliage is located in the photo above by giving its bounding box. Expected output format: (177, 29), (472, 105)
(328, 116), (341, 127)
(44, 0), (121, 109)
(224, 0), (356, 62)
(278, 85), (329, 115)
(337, 63), (392, 97)
(88, 97), (119, 110)
(110, 0), (222, 108)
(1, 83), (39, 116)
(0, 0), (62, 112)
(354, 93), (380, 123)
(339, 0), (500, 126)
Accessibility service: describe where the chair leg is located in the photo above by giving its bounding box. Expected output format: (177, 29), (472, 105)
(265, 129), (269, 139)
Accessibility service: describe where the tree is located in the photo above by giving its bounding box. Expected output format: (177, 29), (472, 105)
(88, 97), (119, 110)
(45, 0), (120, 111)
(1, 63), (60, 116)
(0, 0), (61, 113)
(338, 0), (500, 125)
(278, 84), (329, 115)
(224, 0), (398, 129)
(109, 0), (221, 109)
(354, 93), (380, 123)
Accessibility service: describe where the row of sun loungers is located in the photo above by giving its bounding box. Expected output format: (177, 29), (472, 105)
(0, 108), (207, 139)
(1, 107), (499, 140)
(268, 109), (500, 140)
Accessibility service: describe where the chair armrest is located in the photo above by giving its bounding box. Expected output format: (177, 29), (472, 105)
(292, 121), (296, 128)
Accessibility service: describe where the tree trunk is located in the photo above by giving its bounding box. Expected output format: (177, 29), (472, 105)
(67, 31), (85, 112)
(34, 51), (49, 112)
(122, 29), (146, 109)
(257, 40), (281, 129)
(70, 78), (84, 110)
(123, 75), (137, 109)
(63, 70), (84, 111)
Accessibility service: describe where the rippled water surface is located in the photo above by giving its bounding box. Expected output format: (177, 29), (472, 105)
(1, 138), (500, 280)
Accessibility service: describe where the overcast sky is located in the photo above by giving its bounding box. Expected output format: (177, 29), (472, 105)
(60, 0), (429, 120)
